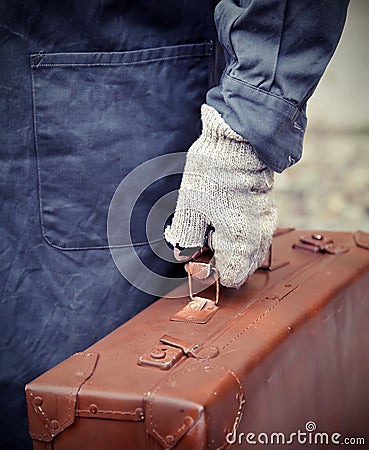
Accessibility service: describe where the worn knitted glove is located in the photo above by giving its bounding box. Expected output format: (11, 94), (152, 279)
(165, 104), (278, 288)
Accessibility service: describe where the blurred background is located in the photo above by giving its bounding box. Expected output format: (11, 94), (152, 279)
(274, 0), (369, 232)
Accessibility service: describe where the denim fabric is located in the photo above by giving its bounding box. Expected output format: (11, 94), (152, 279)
(30, 44), (212, 249)
(0, 0), (347, 448)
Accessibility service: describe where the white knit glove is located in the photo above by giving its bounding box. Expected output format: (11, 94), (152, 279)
(165, 104), (278, 288)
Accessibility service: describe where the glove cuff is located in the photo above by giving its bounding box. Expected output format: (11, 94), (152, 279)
(199, 104), (270, 174)
(200, 104), (246, 143)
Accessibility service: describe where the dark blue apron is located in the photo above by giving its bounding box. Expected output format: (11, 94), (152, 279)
(0, 2), (219, 448)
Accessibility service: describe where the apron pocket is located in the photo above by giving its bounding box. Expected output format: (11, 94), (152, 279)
(30, 43), (212, 249)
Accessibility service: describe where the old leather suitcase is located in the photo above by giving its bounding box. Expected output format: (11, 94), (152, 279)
(26, 228), (369, 449)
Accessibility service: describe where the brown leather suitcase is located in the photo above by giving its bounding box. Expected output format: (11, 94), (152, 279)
(26, 229), (369, 449)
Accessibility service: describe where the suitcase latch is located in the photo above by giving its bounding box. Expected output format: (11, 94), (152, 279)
(293, 234), (349, 255)
(137, 335), (219, 370)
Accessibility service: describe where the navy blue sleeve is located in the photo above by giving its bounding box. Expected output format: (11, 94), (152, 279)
(207, 0), (349, 172)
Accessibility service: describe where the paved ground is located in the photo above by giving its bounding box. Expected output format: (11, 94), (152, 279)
(274, 131), (369, 232)
(274, 1), (369, 233)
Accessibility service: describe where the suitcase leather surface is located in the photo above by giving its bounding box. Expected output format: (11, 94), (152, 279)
(26, 229), (369, 449)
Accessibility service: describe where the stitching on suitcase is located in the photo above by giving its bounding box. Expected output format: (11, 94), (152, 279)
(28, 391), (53, 439)
(59, 353), (97, 430)
(220, 240), (353, 352)
(28, 353), (97, 439)
(147, 365), (202, 448)
(146, 364), (245, 448)
(217, 367), (246, 450)
(221, 300), (281, 351)
(77, 409), (141, 418)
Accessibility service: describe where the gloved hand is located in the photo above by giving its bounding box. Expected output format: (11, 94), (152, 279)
(165, 104), (278, 288)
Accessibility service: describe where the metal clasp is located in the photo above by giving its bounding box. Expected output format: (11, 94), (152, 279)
(187, 262), (220, 306)
(137, 334), (219, 370)
(137, 335), (194, 371)
(170, 262), (220, 324)
(293, 233), (348, 255)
